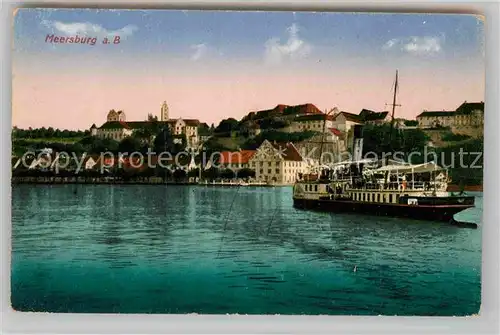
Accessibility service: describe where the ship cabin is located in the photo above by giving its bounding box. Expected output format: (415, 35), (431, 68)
(295, 169), (332, 199)
(328, 161), (451, 204)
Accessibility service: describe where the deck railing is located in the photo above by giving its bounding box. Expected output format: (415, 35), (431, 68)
(343, 181), (448, 192)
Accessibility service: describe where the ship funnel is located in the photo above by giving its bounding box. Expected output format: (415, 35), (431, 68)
(352, 125), (364, 161)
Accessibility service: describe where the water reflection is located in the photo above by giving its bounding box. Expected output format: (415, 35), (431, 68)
(11, 184), (482, 315)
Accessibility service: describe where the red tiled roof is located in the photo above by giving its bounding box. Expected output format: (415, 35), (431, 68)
(270, 142), (303, 161)
(254, 103), (323, 118)
(299, 103), (323, 114)
(219, 150), (256, 164)
(329, 128), (342, 136)
(274, 104), (289, 113)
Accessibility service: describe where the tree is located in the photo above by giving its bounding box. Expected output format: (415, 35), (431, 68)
(153, 127), (175, 154)
(360, 124), (428, 161)
(173, 168), (187, 181)
(241, 130), (318, 150)
(147, 113), (158, 122)
(259, 117), (288, 130)
(118, 136), (142, 153)
(215, 118), (239, 135)
(404, 120), (418, 127)
(133, 122), (160, 147)
(237, 168), (255, 179)
(202, 167), (220, 180)
(220, 168), (236, 179)
(238, 123), (251, 138)
(188, 168), (200, 178)
(202, 137), (233, 155)
(80, 137), (119, 154)
(155, 166), (172, 179)
(172, 134), (187, 153)
(436, 137), (483, 185)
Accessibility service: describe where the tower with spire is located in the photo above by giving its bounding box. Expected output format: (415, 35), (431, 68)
(161, 101), (169, 121)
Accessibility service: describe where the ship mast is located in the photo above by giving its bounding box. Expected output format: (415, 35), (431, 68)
(388, 70), (401, 144)
(318, 108), (336, 179)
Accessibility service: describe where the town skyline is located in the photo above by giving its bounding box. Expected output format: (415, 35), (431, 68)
(13, 9), (484, 130)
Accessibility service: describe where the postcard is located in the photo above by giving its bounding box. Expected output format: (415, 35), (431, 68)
(11, 8), (484, 316)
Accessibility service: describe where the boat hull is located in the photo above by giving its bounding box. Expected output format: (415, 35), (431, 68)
(293, 196), (475, 222)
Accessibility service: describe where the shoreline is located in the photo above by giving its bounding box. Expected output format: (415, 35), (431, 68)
(10, 178), (288, 187)
(11, 178), (482, 191)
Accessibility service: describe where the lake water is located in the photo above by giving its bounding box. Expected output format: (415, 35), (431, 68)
(11, 185), (482, 315)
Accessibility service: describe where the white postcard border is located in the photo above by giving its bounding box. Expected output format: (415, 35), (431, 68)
(1, 1), (499, 334)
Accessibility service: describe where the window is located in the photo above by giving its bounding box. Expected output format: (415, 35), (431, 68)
(362, 193), (365, 201)
(260, 169), (263, 174)
(377, 194), (381, 202)
(268, 169), (271, 174)
(276, 168), (280, 174)
(315, 185), (318, 192)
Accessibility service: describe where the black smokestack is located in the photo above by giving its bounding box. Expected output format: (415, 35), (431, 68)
(352, 125), (364, 161)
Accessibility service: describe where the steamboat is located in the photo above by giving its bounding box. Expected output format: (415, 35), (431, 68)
(292, 71), (476, 224)
(292, 158), (475, 223)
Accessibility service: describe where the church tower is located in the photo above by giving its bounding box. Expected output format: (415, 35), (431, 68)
(161, 101), (169, 121)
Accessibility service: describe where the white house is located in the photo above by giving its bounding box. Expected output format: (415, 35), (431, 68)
(332, 112), (363, 133)
(283, 114), (335, 133)
(248, 140), (307, 184)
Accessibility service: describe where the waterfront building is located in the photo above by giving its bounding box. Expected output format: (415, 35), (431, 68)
(219, 150), (257, 170)
(416, 101), (484, 130)
(248, 140), (307, 184)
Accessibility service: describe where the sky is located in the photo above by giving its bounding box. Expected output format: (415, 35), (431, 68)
(12, 9), (485, 130)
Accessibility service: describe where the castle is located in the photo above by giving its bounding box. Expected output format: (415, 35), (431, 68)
(90, 101), (200, 148)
